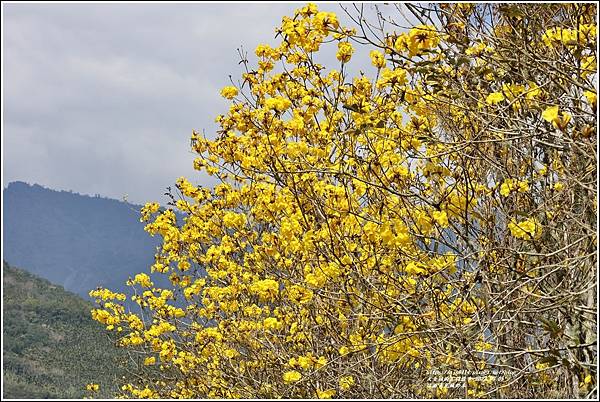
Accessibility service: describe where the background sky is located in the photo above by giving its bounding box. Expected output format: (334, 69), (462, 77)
(2, 2), (395, 205)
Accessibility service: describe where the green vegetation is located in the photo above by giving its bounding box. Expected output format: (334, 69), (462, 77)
(3, 261), (127, 399)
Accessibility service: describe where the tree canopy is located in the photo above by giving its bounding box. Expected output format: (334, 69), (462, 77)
(90, 3), (597, 399)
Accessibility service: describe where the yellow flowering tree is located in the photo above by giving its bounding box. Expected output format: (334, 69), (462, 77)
(91, 3), (597, 398)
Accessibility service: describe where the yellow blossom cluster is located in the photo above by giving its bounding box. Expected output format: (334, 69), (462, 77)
(499, 178), (529, 197)
(508, 218), (543, 240)
(89, 3), (596, 399)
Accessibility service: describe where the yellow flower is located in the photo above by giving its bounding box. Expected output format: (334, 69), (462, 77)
(508, 218), (542, 240)
(581, 55), (596, 78)
(263, 317), (282, 330)
(578, 24), (596, 44)
(336, 41), (354, 63)
(287, 285), (313, 304)
(486, 92), (505, 105)
(432, 210), (449, 227)
(394, 34), (408, 52)
(407, 25), (439, 55)
(140, 202), (160, 222)
(584, 90), (597, 106)
(86, 383), (100, 392)
(305, 272), (326, 288)
(315, 355), (327, 369)
(132, 273), (153, 288)
(474, 339), (493, 352)
(220, 86), (238, 100)
(542, 106), (570, 130)
(255, 43), (275, 58)
(224, 348), (238, 358)
(299, 3), (318, 17)
(369, 50), (386, 68)
(297, 355), (312, 369)
(517, 181), (529, 192)
(553, 111), (571, 130)
(144, 356), (156, 366)
(537, 164), (548, 176)
(542, 27), (578, 47)
(264, 96), (292, 112)
(283, 370), (302, 383)
(377, 67), (407, 88)
(541, 105), (559, 123)
(499, 181), (512, 197)
(317, 389), (336, 398)
(250, 279), (279, 301)
(339, 375), (355, 390)
(314, 11), (339, 31)
(525, 82), (541, 101)
(499, 178), (529, 196)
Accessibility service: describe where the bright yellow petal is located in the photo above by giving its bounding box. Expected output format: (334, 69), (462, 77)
(486, 92), (504, 104)
(542, 105), (559, 122)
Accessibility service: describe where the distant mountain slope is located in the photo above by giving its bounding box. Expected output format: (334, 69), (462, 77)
(2, 261), (127, 399)
(3, 181), (161, 299)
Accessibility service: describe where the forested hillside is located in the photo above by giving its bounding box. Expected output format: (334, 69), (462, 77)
(2, 262), (127, 398)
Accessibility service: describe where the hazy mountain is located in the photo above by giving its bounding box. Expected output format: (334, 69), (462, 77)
(3, 261), (127, 399)
(3, 181), (162, 300)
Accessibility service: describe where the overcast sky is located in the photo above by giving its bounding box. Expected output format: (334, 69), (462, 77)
(3, 2), (393, 205)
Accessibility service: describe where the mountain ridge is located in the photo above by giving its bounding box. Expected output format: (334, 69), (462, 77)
(3, 181), (163, 301)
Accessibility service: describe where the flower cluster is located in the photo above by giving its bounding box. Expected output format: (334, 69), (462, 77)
(90, 3), (596, 399)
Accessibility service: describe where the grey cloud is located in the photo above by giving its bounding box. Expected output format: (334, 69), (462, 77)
(3, 3), (404, 204)
(3, 3), (301, 204)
